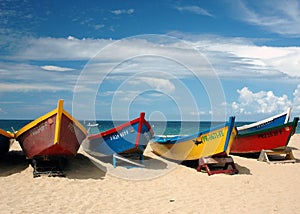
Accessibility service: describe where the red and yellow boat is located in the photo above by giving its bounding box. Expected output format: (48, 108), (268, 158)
(231, 117), (299, 154)
(15, 100), (88, 159)
(0, 129), (14, 155)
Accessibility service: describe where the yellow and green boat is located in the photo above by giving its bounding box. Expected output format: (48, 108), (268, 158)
(150, 117), (237, 161)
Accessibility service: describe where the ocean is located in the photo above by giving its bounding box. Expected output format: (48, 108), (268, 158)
(1, 119), (299, 135)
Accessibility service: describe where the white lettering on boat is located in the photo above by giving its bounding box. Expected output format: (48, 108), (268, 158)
(29, 122), (48, 137)
(256, 121), (272, 129)
(143, 132), (151, 140)
(110, 129), (130, 141)
(68, 123), (75, 133)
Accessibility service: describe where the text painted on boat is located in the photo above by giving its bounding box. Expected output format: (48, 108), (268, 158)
(29, 122), (48, 137)
(68, 123), (75, 133)
(257, 129), (286, 139)
(201, 130), (224, 143)
(110, 129), (130, 141)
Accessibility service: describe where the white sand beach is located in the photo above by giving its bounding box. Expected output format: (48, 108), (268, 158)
(1, 134), (300, 213)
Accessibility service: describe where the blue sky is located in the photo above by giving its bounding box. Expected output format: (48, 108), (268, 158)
(0, 0), (300, 122)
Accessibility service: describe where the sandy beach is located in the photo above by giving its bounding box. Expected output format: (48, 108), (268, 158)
(1, 134), (300, 213)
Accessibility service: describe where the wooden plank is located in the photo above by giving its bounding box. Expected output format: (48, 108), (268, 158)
(265, 148), (292, 155)
(200, 157), (234, 164)
(197, 155), (239, 176)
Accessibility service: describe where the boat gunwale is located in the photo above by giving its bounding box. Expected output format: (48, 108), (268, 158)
(87, 113), (153, 141)
(237, 117), (299, 138)
(14, 108), (57, 138)
(237, 108), (291, 131)
(0, 128), (14, 139)
(62, 109), (88, 136)
(15, 103), (87, 138)
(153, 117), (234, 145)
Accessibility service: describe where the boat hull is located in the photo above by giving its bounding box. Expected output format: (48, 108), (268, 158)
(15, 100), (87, 159)
(84, 113), (154, 157)
(150, 117), (236, 161)
(0, 129), (13, 155)
(231, 117), (299, 154)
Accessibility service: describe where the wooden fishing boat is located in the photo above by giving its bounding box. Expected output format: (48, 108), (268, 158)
(230, 117), (299, 154)
(150, 117), (237, 161)
(84, 112), (154, 157)
(237, 108), (291, 135)
(15, 100), (88, 159)
(0, 129), (14, 155)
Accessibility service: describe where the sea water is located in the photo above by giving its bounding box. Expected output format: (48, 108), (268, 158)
(1, 119), (299, 135)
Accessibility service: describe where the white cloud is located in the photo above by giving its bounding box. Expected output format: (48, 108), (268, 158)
(67, 36), (77, 40)
(136, 77), (175, 94)
(0, 82), (67, 92)
(94, 24), (105, 30)
(190, 111), (206, 116)
(111, 9), (134, 15)
(41, 65), (74, 72)
(12, 36), (112, 60)
(234, 0), (300, 36)
(10, 35), (300, 80)
(182, 34), (300, 78)
(231, 87), (292, 115)
(2, 35), (300, 96)
(293, 84), (300, 111)
(0, 62), (78, 92)
(176, 6), (213, 17)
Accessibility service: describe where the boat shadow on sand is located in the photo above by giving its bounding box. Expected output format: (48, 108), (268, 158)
(0, 150), (29, 176)
(0, 150), (107, 179)
(231, 147), (300, 164)
(64, 154), (107, 180)
(82, 151), (169, 170)
(181, 159), (252, 175)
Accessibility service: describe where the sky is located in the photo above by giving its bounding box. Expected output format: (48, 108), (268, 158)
(0, 0), (300, 122)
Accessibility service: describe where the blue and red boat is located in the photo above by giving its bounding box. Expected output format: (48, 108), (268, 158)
(231, 117), (299, 154)
(84, 112), (154, 157)
(237, 108), (291, 135)
(0, 129), (14, 155)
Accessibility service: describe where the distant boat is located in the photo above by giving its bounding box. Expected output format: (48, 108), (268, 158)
(0, 129), (14, 155)
(85, 121), (100, 134)
(231, 117), (299, 154)
(150, 117), (237, 161)
(15, 100), (88, 159)
(237, 108), (291, 135)
(83, 112), (154, 157)
(87, 122), (99, 128)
